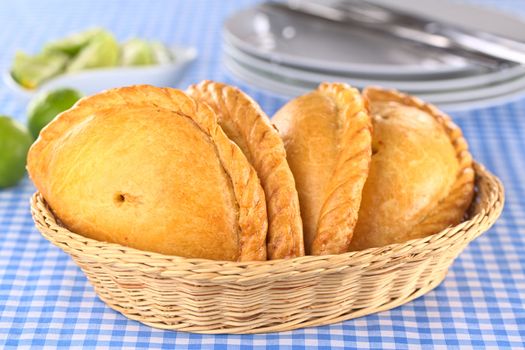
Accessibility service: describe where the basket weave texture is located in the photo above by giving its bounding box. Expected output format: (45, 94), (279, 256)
(31, 162), (504, 334)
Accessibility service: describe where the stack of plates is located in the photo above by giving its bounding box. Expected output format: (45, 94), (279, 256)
(223, 0), (525, 110)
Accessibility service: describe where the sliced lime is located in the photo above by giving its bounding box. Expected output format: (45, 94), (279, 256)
(10, 51), (68, 89)
(150, 41), (174, 64)
(120, 39), (156, 66)
(67, 31), (119, 72)
(44, 28), (105, 57)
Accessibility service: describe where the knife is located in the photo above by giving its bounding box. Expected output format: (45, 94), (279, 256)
(270, 0), (525, 68)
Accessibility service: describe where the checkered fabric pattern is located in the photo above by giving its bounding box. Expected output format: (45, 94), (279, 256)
(0, 0), (524, 348)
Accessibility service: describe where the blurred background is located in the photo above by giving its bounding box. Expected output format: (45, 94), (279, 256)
(4, 0), (525, 118)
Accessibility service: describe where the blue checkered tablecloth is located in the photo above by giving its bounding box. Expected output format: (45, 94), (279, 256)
(0, 0), (524, 348)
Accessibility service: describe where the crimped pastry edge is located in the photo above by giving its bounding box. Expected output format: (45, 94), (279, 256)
(311, 83), (373, 255)
(361, 86), (475, 240)
(187, 80), (305, 259)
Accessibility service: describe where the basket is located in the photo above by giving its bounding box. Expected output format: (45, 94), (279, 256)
(30, 162), (504, 334)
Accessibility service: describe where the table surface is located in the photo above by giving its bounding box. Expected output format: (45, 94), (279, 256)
(0, 0), (524, 349)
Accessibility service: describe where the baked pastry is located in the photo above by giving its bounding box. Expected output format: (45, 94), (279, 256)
(349, 87), (475, 250)
(187, 81), (304, 259)
(272, 83), (372, 255)
(27, 85), (268, 261)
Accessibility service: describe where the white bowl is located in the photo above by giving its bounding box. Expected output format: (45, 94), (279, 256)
(4, 46), (197, 100)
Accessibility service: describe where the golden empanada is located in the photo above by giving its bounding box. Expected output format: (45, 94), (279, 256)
(272, 83), (372, 255)
(349, 87), (475, 250)
(27, 85), (267, 261)
(188, 81), (304, 259)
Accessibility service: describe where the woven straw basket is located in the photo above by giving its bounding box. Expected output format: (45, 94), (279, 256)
(30, 162), (503, 334)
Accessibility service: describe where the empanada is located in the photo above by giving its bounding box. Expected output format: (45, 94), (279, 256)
(188, 81), (304, 259)
(349, 87), (475, 250)
(27, 85), (268, 261)
(272, 83), (372, 255)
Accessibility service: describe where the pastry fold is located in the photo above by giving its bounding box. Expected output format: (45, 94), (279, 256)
(349, 87), (475, 250)
(273, 83), (372, 255)
(27, 85), (268, 261)
(188, 81), (304, 259)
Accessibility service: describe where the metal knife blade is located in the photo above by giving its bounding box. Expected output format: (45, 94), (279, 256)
(273, 0), (524, 68)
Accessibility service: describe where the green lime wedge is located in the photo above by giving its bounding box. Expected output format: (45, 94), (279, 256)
(150, 41), (174, 64)
(43, 28), (105, 56)
(27, 88), (83, 139)
(67, 31), (119, 72)
(120, 39), (156, 66)
(0, 116), (33, 188)
(11, 51), (69, 89)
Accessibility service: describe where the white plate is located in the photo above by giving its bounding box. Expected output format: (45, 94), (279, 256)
(224, 0), (525, 77)
(4, 46), (197, 100)
(225, 53), (525, 103)
(224, 55), (525, 111)
(224, 3), (479, 77)
(224, 41), (525, 93)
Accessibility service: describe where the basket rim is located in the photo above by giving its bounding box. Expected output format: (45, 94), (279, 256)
(31, 162), (504, 271)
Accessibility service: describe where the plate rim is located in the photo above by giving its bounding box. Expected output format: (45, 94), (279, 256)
(223, 54), (525, 111)
(224, 40), (525, 93)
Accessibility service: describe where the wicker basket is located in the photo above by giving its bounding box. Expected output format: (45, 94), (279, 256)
(30, 162), (503, 334)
